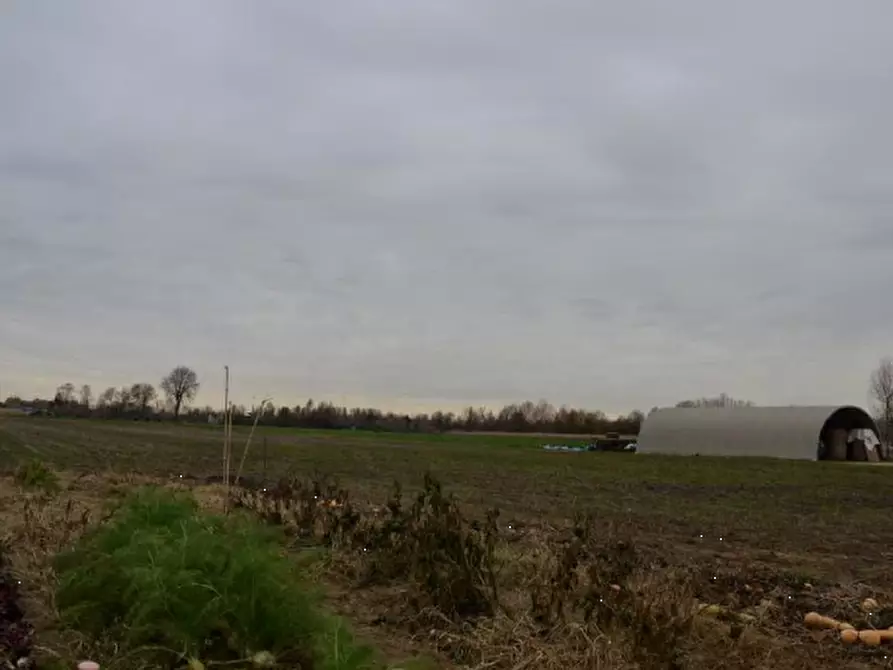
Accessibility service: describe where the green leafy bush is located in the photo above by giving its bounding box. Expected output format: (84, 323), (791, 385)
(54, 487), (374, 669)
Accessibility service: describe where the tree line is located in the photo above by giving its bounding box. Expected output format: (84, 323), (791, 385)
(231, 400), (646, 435)
(4, 358), (889, 439)
(674, 393), (754, 408)
(2, 365), (645, 435)
(4, 366), (200, 420)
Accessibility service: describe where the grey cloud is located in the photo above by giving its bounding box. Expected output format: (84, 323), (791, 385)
(1, 1), (892, 413)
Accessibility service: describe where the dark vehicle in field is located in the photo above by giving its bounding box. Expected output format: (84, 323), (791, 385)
(590, 434), (637, 452)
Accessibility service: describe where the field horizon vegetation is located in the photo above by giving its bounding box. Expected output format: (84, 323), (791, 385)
(2, 366), (648, 437)
(1, 414), (893, 669)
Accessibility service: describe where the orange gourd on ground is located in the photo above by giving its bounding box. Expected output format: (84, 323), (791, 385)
(804, 612), (852, 631)
(857, 630), (893, 646)
(860, 630), (882, 646)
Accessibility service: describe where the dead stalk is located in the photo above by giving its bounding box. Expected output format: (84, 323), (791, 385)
(234, 398), (271, 488)
(222, 365), (231, 512)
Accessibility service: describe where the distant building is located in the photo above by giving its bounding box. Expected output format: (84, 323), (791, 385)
(637, 405), (882, 461)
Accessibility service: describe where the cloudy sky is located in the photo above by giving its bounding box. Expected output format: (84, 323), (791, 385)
(1, 2), (891, 415)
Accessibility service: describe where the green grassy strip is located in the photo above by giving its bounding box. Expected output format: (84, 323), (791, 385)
(53, 487), (377, 670)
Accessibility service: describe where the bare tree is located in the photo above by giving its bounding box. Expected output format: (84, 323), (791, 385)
(115, 386), (133, 412)
(870, 357), (893, 443)
(55, 382), (76, 404)
(161, 366), (200, 418)
(130, 383), (157, 415)
(531, 400), (557, 424)
(97, 387), (116, 408)
(79, 384), (93, 408)
(627, 409), (645, 424)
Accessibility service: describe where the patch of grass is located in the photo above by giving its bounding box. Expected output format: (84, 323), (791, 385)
(53, 487), (375, 670)
(14, 459), (60, 493)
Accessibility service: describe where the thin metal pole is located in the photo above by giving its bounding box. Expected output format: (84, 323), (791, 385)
(223, 365), (230, 488)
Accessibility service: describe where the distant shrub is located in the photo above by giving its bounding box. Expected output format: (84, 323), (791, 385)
(14, 459), (59, 493)
(54, 487), (374, 670)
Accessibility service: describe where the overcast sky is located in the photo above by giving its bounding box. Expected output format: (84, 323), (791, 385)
(1, 2), (892, 415)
